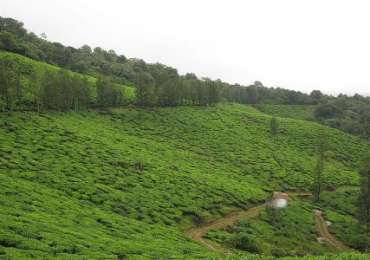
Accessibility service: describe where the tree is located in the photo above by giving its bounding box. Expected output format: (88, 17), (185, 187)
(254, 81), (264, 88)
(135, 72), (156, 106)
(96, 76), (115, 107)
(312, 136), (327, 203)
(245, 86), (259, 104)
(57, 70), (74, 110)
(0, 31), (18, 52)
(314, 103), (340, 119)
(358, 153), (370, 236)
(72, 75), (91, 111)
(207, 79), (222, 105)
(30, 70), (42, 112)
(40, 71), (60, 110)
(310, 90), (323, 104)
(0, 59), (19, 110)
(270, 117), (279, 136)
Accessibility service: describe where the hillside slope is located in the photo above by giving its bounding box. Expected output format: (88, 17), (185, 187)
(255, 105), (315, 121)
(0, 51), (135, 107)
(0, 104), (369, 258)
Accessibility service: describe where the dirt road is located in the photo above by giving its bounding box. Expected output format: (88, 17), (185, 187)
(314, 210), (351, 251)
(185, 204), (266, 254)
(185, 192), (351, 254)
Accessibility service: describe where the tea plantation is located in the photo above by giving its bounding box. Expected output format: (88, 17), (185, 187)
(1, 102), (369, 258)
(255, 104), (315, 121)
(205, 199), (336, 256)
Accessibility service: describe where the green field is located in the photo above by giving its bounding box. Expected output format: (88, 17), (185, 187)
(205, 199), (336, 256)
(255, 104), (316, 121)
(1, 49), (370, 259)
(1, 103), (369, 258)
(0, 51), (136, 106)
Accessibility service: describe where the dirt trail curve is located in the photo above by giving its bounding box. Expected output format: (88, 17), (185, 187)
(314, 210), (351, 251)
(185, 192), (351, 254)
(185, 204), (266, 254)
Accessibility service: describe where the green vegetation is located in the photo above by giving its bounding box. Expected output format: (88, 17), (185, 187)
(270, 117), (279, 136)
(318, 187), (369, 251)
(206, 188), (370, 256)
(258, 100), (370, 140)
(256, 105), (315, 122)
(0, 51), (135, 111)
(0, 103), (369, 258)
(206, 200), (335, 257)
(1, 15), (370, 259)
(2, 16), (370, 139)
(314, 96), (370, 139)
(312, 136), (327, 203)
(358, 154), (370, 237)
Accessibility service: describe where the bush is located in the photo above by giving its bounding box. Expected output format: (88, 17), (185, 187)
(228, 234), (261, 253)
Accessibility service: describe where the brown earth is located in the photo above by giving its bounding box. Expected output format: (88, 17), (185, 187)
(185, 192), (351, 255)
(314, 210), (351, 251)
(185, 204), (266, 254)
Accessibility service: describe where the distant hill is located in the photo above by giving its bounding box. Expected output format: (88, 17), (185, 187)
(1, 16), (370, 139)
(0, 51), (135, 107)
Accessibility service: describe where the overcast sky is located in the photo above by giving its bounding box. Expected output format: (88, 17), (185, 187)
(1, 0), (370, 95)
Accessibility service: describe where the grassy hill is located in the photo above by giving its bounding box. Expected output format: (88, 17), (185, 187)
(0, 51), (136, 107)
(255, 104), (316, 122)
(205, 199), (337, 256)
(1, 103), (369, 258)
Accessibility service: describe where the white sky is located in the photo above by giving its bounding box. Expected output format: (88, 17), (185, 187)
(1, 0), (370, 96)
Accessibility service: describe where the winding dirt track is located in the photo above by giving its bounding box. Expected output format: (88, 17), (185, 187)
(185, 204), (266, 254)
(314, 210), (351, 251)
(185, 192), (351, 254)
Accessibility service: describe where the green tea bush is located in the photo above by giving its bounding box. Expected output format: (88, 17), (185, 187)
(0, 103), (369, 258)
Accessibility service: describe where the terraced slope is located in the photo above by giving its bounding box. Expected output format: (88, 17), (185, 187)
(0, 104), (369, 258)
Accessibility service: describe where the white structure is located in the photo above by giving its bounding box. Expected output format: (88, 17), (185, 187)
(270, 192), (289, 209)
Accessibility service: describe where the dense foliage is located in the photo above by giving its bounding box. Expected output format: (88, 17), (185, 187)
(314, 95), (370, 139)
(319, 187), (370, 251)
(206, 200), (336, 257)
(358, 153), (370, 235)
(0, 104), (369, 258)
(1, 15), (370, 259)
(0, 52), (134, 111)
(0, 17), (333, 108)
(2, 16), (370, 139)
(258, 101), (370, 139)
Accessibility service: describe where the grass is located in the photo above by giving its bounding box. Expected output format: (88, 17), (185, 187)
(206, 189), (370, 257)
(205, 199), (336, 257)
(255, 104), (316, 121)
(0, 102), (369, 258)
(0, 51), (136, 105)
(320, 188), (370, 251)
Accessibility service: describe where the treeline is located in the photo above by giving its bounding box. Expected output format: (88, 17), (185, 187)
(0, 58), (132, 111)
(314, 94), (370, 139)
(1, 16), (370, 139)
(0, 16), (322, 108)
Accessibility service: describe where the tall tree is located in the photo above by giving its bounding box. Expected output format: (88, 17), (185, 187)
(312, 136), (327, 202)
(0, 59), (19, 110)
(270, 117), (279, 136)
(40, 71), (59, 110)
(72, 75), (90, 111)
(135, 72), (156, 106)
(358, 153), (370, 235)
(96, 76), (115, 107)
(30, 70), (42, 112)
